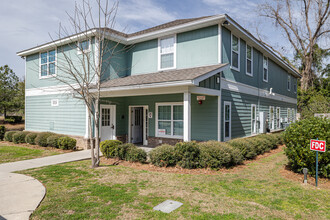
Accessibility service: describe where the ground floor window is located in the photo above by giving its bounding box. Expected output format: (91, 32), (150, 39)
(251, 104), (257, 134)
(269, 106), (275, 130)
(276, 107), (280, 129)
(224, 101), (231, 141)
(156, 103), (183, 138)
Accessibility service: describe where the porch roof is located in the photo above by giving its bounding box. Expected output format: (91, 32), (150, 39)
(100, 63), (229, 89)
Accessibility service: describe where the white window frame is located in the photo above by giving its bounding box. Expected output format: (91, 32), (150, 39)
(269, 106), (275, 130)
(39, 49), (57, 79)
(158, 35), (176, 71)
(251, 104), (257, 134)
(231, 34), (240, 71)
(287, 75), (291, 91)
(263, 56), (268, 82)
(293, 82), (297, 93)
(224, 101), (232, 141)
(155, 102), (183, 139)
(77, 39), (91, 55)
(246, 44), (253, 76)
(276, 107), (281, 129)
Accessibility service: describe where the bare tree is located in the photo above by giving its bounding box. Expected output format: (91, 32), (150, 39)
(258, 0), (330, 91)
(49, 0), (124, 167)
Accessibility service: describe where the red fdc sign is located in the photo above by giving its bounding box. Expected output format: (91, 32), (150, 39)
(310, 139), (326, 152)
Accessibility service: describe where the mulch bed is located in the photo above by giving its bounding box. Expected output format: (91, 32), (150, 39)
(100, 145), (285, 175)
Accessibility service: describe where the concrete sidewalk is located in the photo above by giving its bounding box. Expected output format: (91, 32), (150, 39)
(0, 150), (92, 173)
(0, 150), (92, 220)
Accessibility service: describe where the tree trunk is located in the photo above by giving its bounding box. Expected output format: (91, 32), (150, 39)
(300, 56), (314, 92)
(88, 109), (96, 168)
(94, 98), (100, 167)
(4, 109), (6, 119)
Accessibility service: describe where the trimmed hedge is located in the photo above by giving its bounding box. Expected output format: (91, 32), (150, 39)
(114, 143), (135, 160)
(25, 133), (38, 145)
(174, 141), (200, 169)
(58, 136), (76, 150)
(0, 126), (5, 140)
(35, 132), (53, 147)
(284, 117), (330, 178)
(12, 131), (30, 144)
(100, 140), (123, 158)
(47, 135), (61, 148)
(126, 147), (147, 163)
(4, 116), (22, 123)
(4, 131), (17, 142)
(149, 144), (176, 167)
(199, 141), (244, 169)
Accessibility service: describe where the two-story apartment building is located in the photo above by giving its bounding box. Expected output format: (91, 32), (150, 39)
(17, 14), (300, 148)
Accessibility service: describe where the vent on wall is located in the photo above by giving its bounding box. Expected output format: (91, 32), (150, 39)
(51, 99), (59, 106)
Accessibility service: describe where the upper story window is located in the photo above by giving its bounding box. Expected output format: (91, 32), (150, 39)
(287, 75), (291, 91)
(40, 50), (56, 78)
(77, 40), (91, 54)
(263, 56), (268, 82)
(293, 82), (297, 93)
(231, 34), (240, 71)
(246, 44), (253, 76)
(159, 36), (176, 70)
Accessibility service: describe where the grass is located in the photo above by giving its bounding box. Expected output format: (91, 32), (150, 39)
(0, 145), (60, 163)
(21, 150), (330, 220)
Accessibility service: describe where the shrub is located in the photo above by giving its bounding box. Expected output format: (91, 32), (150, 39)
(0, 126), (5, 140)
(25, 133), (38, 145)
(284, 117), (330, 178)
(113, 143), (135, 160)
(199, 141), (243, 169)
(4, 131), (17, 142)
(12, 131), (29, 144)
(174, 141), (200, 169)
(100, 140), (122, 158)
(35, 132), (53, 147)
(58, 136), (77, 150)
(272, 132), (284, 145)
(228, 139), (257, 160)
(250, 136), (272, 154)
(149, 144), (176, 167)
(47, 135), (61, 148)
(126, 146), (147, 163)
(260, 134), (278, 150)
(4, 116), (22, 123)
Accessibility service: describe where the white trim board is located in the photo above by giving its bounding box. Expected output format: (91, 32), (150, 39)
(221, 78), (297, 104)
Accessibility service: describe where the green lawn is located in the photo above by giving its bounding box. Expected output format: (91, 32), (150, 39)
(21, 150), (330, 220)
(0, 145), (60, 163)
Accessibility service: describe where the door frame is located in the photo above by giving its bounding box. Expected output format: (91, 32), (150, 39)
(100, 104), (116, 141)
(128, 105), (148, 145)
(269, 106), (275, 130)
(251, 104), (257, 134)
(223, 101), (231, 141)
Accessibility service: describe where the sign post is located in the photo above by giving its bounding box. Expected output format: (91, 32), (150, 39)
(310, 139), (326, 187)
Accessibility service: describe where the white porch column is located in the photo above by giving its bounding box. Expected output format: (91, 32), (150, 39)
(218, 95), (221, 141)
(183, 92), (191, 142)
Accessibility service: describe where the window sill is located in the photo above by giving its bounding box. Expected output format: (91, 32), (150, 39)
(230, 66), (240, 72)
(246, 72), (253, 77)
(155, 135), (183, 139)
(158, 66), (176, 71)
(39, 75), (56, 79)
(77, 49), (91, 55)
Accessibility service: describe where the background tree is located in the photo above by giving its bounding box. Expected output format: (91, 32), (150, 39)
(49, 0), (123, 168)
(0, 65), (19, 118)
(258, 0), (330, 91)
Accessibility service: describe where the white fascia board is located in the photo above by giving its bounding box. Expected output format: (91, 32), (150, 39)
(97, 80), (194, 93)
(221, 78), (297, 104)
(17, 29), (99, 56)
(224, 15), (301, 78)
(26, 84), (79, 96)
(189, 86), (220, 96)
(192, 64), (229, 85)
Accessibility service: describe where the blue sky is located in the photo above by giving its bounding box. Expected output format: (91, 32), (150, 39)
(0, 0), (289, 79)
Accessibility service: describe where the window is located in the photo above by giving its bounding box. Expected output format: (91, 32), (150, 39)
(77, 40), (91, 54)
(246, 44), (253, 76)
(251, 104), (257, 134)
(294, 83), (297, 93)
(269, 106), (275, 130)
(156, 103), (183, 138)
(287, 75), (291, 91)
(102, 108), (110, 126)
(159, 36), (176, 70)
(276, 107), (280, 129)
(263, 56), (268, 82)
(224, 101), (231, 141)
(40, 50), (56, 78)
(231, 34), (240, 71)
(287, 108), (291, 123)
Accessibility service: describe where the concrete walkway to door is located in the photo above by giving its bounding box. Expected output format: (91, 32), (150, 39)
(0, 150), (92, 220)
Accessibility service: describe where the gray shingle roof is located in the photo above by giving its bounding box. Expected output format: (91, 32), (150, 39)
(100, 63), (228, 88)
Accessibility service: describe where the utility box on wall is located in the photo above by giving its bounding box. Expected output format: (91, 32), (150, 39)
(259, 112), (268, 133)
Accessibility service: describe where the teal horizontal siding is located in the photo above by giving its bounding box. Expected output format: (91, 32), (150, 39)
(191, 94), (218, 141)
(26, 94), (86, 136)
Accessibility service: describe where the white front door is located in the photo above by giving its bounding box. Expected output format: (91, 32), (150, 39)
(131, 107), (143, 144)
(100, 105), (116, 142)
